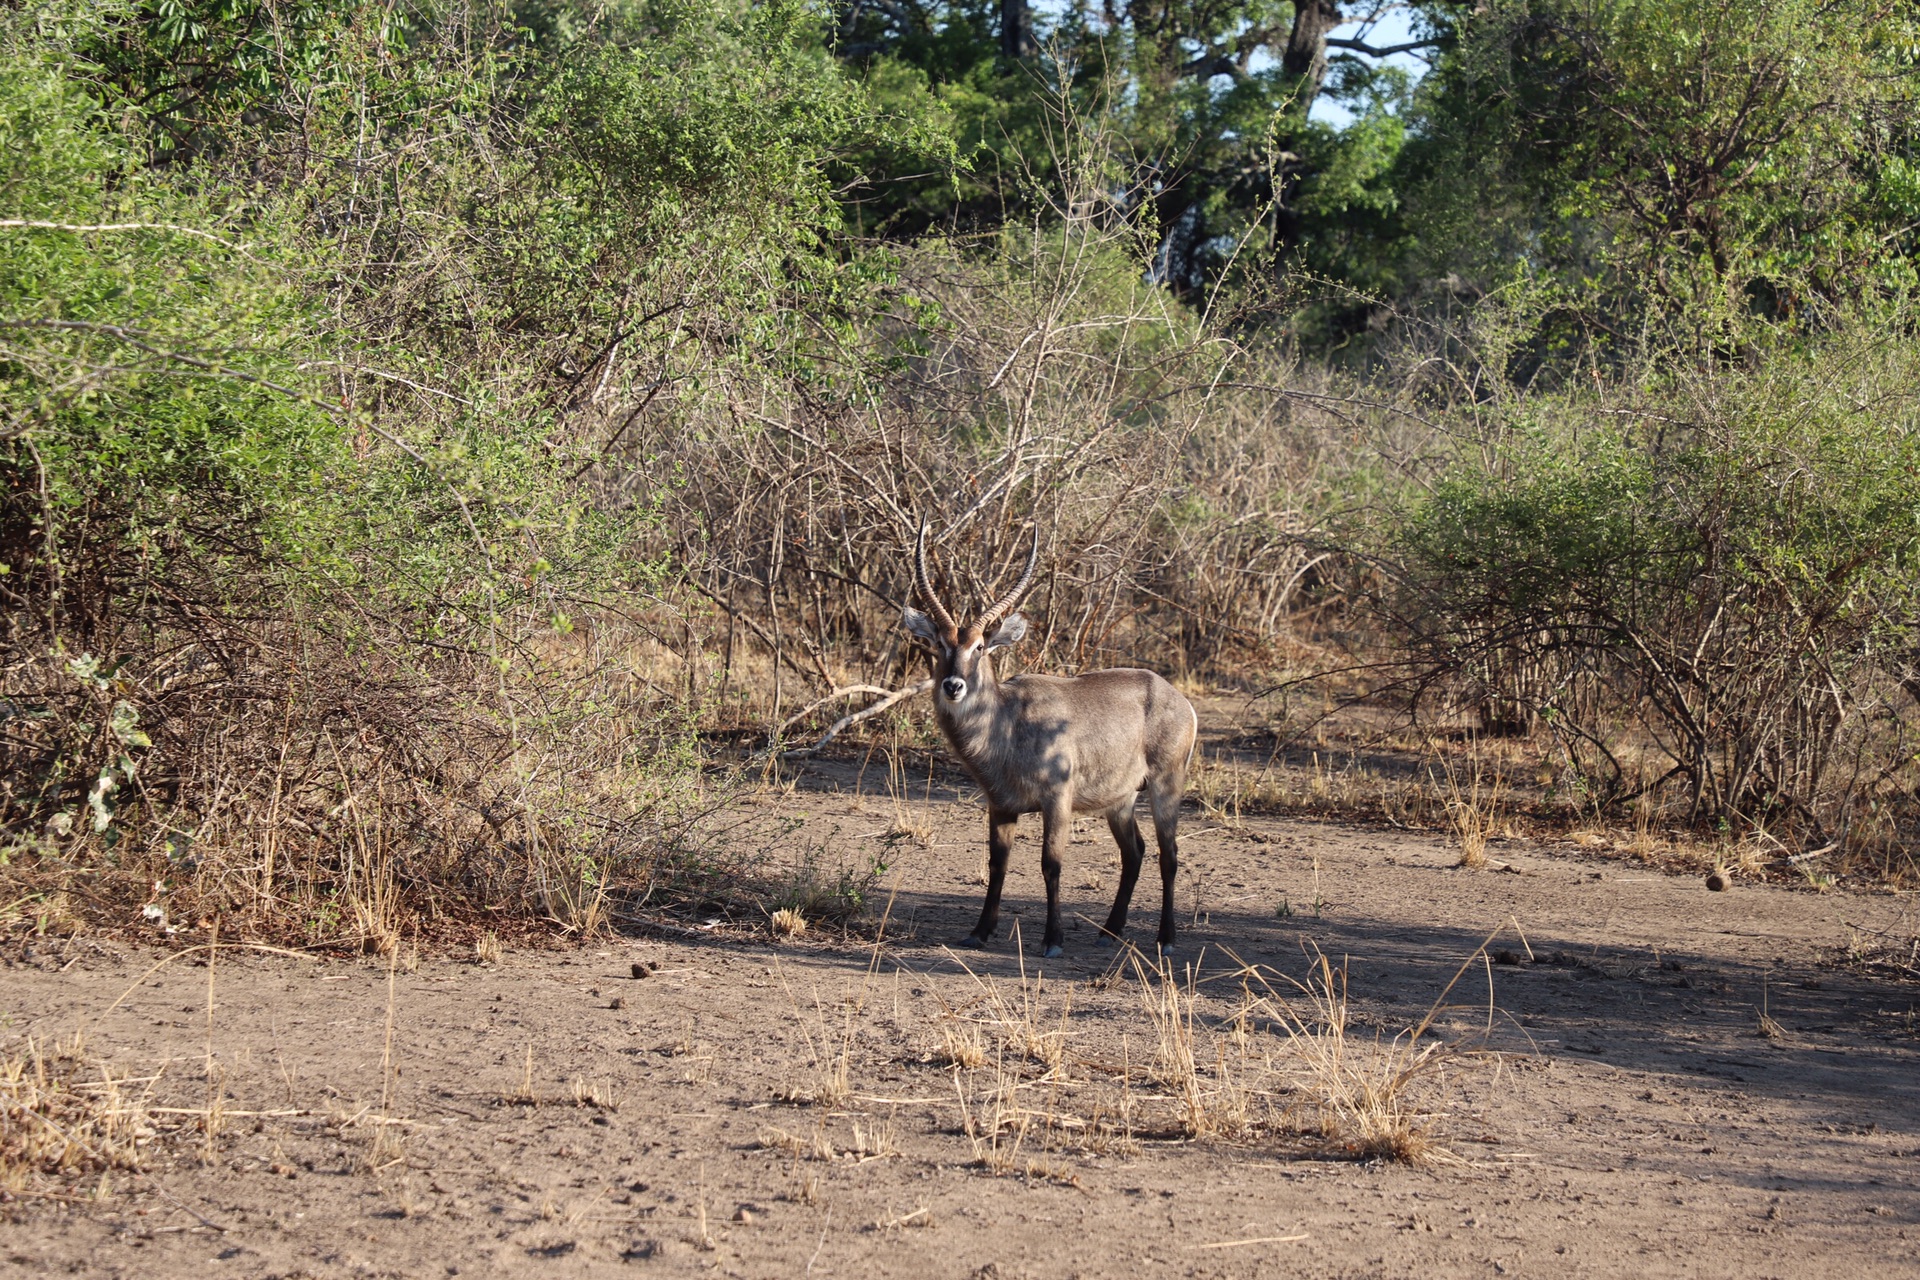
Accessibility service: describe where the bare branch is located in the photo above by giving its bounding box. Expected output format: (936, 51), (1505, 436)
(1324, 36), (1441, 57)
(779, 680), (933, 759)
(0, 219), (249, 254)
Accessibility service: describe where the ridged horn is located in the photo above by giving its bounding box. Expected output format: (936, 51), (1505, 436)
(913, 521), (956, 632)
(978, 524), (1041, 631)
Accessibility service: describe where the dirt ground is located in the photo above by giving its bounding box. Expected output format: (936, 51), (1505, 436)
(5, 713), (1920, 1278)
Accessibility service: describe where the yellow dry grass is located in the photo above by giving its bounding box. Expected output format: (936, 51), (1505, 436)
(0, 1032), (156, 1198)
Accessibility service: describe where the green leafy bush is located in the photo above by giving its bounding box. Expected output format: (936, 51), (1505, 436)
(1405, 0), (1920, 347)
(0, 0), (946, 938)
(1387, 328), (1920, 850)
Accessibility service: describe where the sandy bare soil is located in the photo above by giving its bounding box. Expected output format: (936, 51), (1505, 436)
(5, 728), (1920, 1278)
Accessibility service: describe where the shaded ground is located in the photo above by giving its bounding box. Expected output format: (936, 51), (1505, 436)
(5, 718), (1919, 1278)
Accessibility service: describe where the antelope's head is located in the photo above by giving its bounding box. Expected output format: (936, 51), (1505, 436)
(902, 523), (1039, 708)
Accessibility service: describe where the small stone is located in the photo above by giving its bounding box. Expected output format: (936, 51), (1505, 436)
(631, 962), (649, 979)
(609, 997), (626, 1010)
(733, 1207), (753, 1224)
(1705, 869), (1730, 892)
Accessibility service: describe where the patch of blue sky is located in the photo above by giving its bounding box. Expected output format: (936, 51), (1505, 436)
(1033, 1), (1431, 131)
(1309, 6), (1433, 128)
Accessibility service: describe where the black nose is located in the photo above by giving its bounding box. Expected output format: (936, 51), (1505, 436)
(941, 678), (966, 700)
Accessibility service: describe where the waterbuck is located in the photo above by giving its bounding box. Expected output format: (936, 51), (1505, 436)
(903, 525), (1198, 958)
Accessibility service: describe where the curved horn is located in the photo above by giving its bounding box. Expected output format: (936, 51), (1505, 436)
(913, 521), (956, 632)
(978, 524), (1041, 630)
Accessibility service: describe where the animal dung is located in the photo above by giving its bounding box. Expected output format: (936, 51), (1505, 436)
(631, 962), (650, 978)
(1705, 868), (1730, 892)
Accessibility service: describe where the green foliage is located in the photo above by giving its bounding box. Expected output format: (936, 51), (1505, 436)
(1390, 327), (1920, 828)
(1404, 0), (1920, 346)
(1, 0), (954, 927)
(0, 24), (344, 622)
(835, 1), (1418, 304)
(516, 2), (949, 332)
(78, 0), (356, 156)
(16, 0), (1920, 899)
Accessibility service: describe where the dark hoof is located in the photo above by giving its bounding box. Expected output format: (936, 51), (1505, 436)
(1157, 943), (1178, 959)
(956, 935), (988, 950)
(1042, 945), (1064, 959)
(1091, 934), (1117, 949)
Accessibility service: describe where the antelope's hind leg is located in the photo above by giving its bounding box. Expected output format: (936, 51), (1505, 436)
(961, 810), (1018, 949)
(1095, 795), (1145, 946)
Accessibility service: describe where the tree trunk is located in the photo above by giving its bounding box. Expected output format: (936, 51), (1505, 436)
(1001, 0), (1031, 59)
(1269, 0), (1343, 253)
(1282, 0), (1343, 110)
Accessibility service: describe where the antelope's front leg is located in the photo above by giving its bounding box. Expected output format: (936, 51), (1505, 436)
(962, 809), (1018, 948)
(1038, 795), (1072, 957)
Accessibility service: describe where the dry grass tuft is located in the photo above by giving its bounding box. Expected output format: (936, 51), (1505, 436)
(753, 936), (1485, 1183)
(1834, 921), (1920, 980)
(756, 1110), (897, 1164)
(569, 1077), (620, 1110)
(773, 964), (856, 1108)
(1756, 979), (1789, 1041)
(1247, 949), (1459, 1164)
(759, 1123), (836, 1162)
(871, 1202), (935, 1232)
(0, 1033), (155, 1196)
(937, 1021), (988, 1070)
(1130, 953), (1251, 1139)
(951, 1049), (1036, 1175)
(939, 947), (1108, 1174)
(883, 746), (935, 846)
(1437, 742), (1507, 870)
(770, 908), (808, 939)
(848, 1112), (899, 1161)
(784, 1169), (822, 1206)
(508, 1043), (540, 1106)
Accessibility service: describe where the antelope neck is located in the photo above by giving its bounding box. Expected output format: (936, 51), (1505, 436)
(936, 659), (1006, 746)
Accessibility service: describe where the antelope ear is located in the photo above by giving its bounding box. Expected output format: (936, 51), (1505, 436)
(902, 607), (942, 645)
(984, 613), (1028, 651)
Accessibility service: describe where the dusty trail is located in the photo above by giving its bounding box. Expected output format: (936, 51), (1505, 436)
(5, 745), (1918, 1278)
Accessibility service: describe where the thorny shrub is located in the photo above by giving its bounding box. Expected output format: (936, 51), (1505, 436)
(1379, 325), (1920, 873)
(1, 0), (935, 938)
